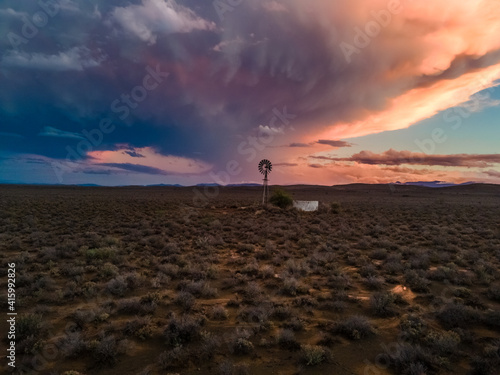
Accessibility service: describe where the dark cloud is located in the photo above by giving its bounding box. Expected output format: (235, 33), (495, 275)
(288, 143), (311, 148)
(485, 169), (500, 178)
(25, 157), (48, 164)
(98, 163), (169, 175)
(274, 162), (297, 167)
(325, 149), (500, 168)
(316, 140), (352, 148)
(38, 126), (86, 140)
(81, 169), (112, 175)
(381, 166), (433, 175)
(1, 0), (499, 176)
(310, 155), (338, 161)
(123, 150), (145, 158)
(308, 163), (325, 169)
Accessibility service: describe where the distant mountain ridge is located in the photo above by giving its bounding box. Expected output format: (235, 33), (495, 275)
(391, 181), (476, 188)
(0, 181), (489, 188)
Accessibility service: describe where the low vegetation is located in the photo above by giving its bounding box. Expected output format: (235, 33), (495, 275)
(1, 184), (499, 374)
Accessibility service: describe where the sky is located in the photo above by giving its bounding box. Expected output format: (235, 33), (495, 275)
(1, 0), (500, 186)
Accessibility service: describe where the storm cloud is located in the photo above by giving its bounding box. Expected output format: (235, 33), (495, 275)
(1, 0), (500, 184)
(320, 149), (500, 168)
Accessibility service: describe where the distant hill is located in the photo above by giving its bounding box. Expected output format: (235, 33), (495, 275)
(147, 183), (183, 187)
(391, 180), (476, 188)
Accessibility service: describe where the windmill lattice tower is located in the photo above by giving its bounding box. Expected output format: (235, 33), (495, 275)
(258, 159), (272, 206)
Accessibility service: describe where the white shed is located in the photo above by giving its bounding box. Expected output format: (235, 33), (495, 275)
(293, 200), (319, 212)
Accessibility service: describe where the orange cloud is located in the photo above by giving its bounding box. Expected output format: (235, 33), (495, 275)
(88, 146), (212, 175)
(317, 149), (500, 168)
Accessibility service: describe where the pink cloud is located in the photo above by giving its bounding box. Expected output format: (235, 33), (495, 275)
(319, 149), (500, 168)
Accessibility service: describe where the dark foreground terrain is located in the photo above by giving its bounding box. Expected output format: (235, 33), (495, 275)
(1, 184), (500, 375)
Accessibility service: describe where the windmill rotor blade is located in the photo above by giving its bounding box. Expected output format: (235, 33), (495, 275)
(258, 159), (272, 175)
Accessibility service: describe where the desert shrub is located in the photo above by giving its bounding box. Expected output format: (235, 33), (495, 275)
(370, 291), (398, 317)
(404, 270), (431, 293)
(158, 346), (190, 369)
(158, 263), (179, 278)
(72, 309), (96, 328)
(427, 266), (457, 282)
(179, 280), (218, 298)
(210, 305), (229, 320)
(333, 315), (375, 340)
(84, 247), (116, 261)
(483, 310), (500, 329)
(300, 345), (329, 366)
(384, 260), (404, 275)
(218, 361), (250, 375)
(283, 317), (305, 332)
(424, 330), (460, 356)
(269, 188), (293, 209)
(371, 248), (388, 260)
(100, 262), (119, 277)
(124, 271), (144, 289)
(328, 272), (352, 290)
(400, 315), (428, 343)
(403, 362), (429, 375)
(237, 305), (271, 323)
(124, 317), (153, 340)
(164, 314), (204, 347)
(230, 337), (254, 355)
(227, 299), (240, 308)
(61, 265), (85, 277)
(486, 286), (500, 302)
(106, 276), (128, 296)
(285, 259), (309, 276)
(469, 355), (496, 375)
(320, 300), (347, 312)
(390, 344), (433, 375)
(175, 291), (195, 311)
(241, 281), (262, 304)
(360, 264), (378, 277)
(409, 254), (430, 270)
(58, 333), (87, 358)
(91, 335), (128, 367)
(197, 331), (222, 361)
(237, 243), (255, 254)
(141, 292), (161, 304)
(437, 303), (480, 329)
(63, 280), (82, 299)
(82, 281), (98, 298)
(272, 305), (293, 321)
(259, 265), (275, 278)
(207, 264), (220, 279)
(293, 296), (318, 308)
(257, 240), (276, 260)
(229, 329), (254, 355)
(282, 277), (299, 296)
(278, 329), (300, 350)
(364, 275), (385, 290)
(241, 260), (259, 276)
(330, 202), (342, 214)
(18, 313), (44, 338)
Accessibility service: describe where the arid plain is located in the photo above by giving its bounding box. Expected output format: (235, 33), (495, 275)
(1, 184), (500, 375)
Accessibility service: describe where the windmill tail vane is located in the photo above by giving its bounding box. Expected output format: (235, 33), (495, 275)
(258, 159), (272, 206)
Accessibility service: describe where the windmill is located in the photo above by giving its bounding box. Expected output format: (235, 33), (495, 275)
(258, 159), (272, 206)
